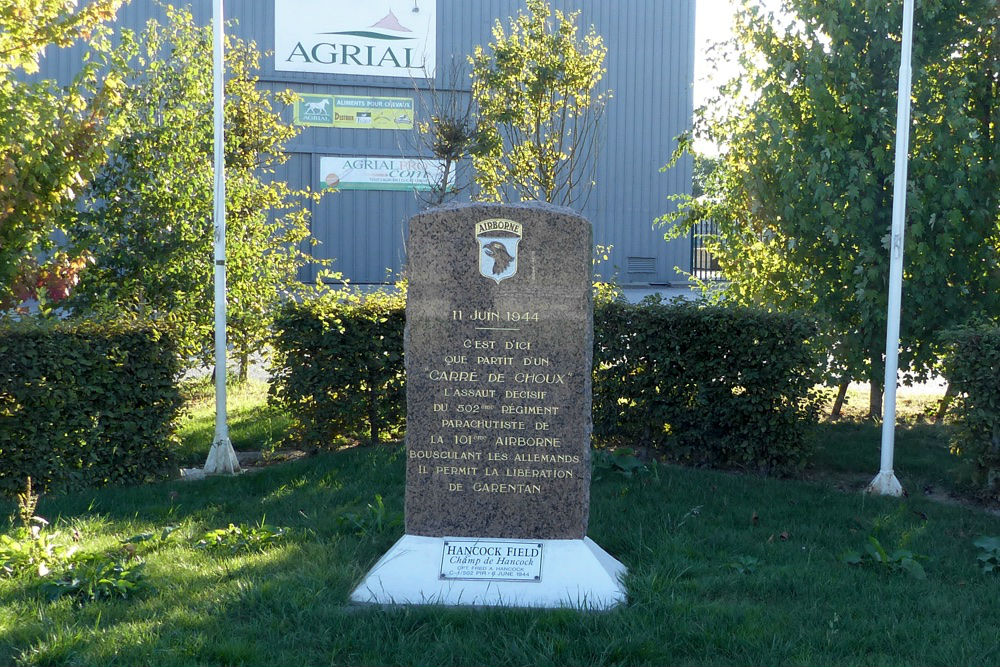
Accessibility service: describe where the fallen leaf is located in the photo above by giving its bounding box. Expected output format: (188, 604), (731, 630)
(779, 531), (790, 541)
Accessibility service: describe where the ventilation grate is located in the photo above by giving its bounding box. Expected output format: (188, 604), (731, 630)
(627, 256), (656, 274)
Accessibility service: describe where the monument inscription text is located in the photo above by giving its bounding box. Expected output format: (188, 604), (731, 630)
(404, 203), (593, 539)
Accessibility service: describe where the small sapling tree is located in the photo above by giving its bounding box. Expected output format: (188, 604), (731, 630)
(70, 7), (327, 377)
(662, 0), (999, 417)
(469, 0), (610, 207)
(0, 0), (125, 313)
(409, 62), (484, 206)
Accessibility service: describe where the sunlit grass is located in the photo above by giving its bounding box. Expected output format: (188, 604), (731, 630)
(175, 378), (290, 466)
(825, 385), (947, 424)
(1, 383), (997, 666)
(1, 444), (998, 666)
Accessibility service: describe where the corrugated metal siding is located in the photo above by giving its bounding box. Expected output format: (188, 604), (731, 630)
(35, 0), (694, 284)
(267, 151), (314, 282)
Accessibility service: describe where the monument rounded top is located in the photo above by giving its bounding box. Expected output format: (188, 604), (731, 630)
(419, 200), (589, 223)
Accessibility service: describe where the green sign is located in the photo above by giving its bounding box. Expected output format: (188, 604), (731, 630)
(294, 94), (414, 130)
(319, 155), (452, 192)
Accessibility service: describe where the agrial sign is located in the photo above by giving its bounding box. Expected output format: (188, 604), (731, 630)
(319, 155), (452, 191)
(275, 0), (437, 78)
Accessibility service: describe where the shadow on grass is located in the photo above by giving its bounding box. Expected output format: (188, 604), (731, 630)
(810, 419), (962, 495)
(176, 401), (291, 467)
(3, 444), (1000, 666)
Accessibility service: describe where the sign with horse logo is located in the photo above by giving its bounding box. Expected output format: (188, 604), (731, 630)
(295, 94), (414, 129)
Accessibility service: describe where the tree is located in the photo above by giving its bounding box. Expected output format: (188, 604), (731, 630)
(409, 62), (484, 207)
(663, 0), (999, 416)
(0, 0), (125, 311)
(469, 0), (610, 207)
(691, 154), (721, 199)
(69, 6), (325, 378)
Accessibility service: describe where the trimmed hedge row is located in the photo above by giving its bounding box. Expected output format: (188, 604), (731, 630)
(593, 299), (822, 472)
(270, 291), (821, 472)
(0, 321), (182, 495)
(269, 290), (406, 447)
(944, 326), (1000, 498)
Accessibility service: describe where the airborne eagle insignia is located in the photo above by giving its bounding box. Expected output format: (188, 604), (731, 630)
(475, 218), (522, 283)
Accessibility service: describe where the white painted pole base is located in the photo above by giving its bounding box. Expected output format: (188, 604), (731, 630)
(867, 470), (903, 496)
(351, 534), (627, 609)
(203, 437), (241, 475)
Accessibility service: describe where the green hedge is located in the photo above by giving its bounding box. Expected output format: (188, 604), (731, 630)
(944, 326), (1000, 497)
(270, 290), (821, 471)
(593, 299), (822, 472)
(269, 290), (406, 447)
(0, 320), (182, 495)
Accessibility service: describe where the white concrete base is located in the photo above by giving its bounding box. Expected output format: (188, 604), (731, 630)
(350, 535), (627, 609)
(203, 437), (241, 475)
(867, 470), (904, 496)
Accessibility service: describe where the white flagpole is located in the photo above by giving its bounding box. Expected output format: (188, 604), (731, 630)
(868, 0), (914, 496)
(204, 0), (240, 475)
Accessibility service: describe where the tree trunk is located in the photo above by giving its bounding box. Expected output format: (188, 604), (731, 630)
(830, 380), (850, 418)
(238, 351), (249, 383)
(869, 381), (883, 421)
(368, 380), (380, 446)
(868, 350), (884, 421)
(934, 382), (956, 424)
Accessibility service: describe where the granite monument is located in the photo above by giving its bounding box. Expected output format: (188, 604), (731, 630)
(350, 202), (626, 608)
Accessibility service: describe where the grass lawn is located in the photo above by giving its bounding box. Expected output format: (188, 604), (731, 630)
(175, 379), (291, 466)
(2, 384), (999, 666)
(810, 387), (963, 496)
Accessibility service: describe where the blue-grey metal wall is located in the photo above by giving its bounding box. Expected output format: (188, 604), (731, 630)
(39, 0), (694, 285)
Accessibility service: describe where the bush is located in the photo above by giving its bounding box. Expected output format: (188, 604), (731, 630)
(593, 298), (822, 473)
(42, 553), (149, 603)
(943, 326), (1000, 497)
(194, 522), (289, 556)
(0, 320), (182, 495)
(270, 290), (821, 471)
(269, 289), (405, 447)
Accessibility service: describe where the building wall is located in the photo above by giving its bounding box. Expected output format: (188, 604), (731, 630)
(39, 0), (694, 285)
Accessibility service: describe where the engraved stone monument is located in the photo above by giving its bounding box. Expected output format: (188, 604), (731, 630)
(350, 202), (626, 608)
